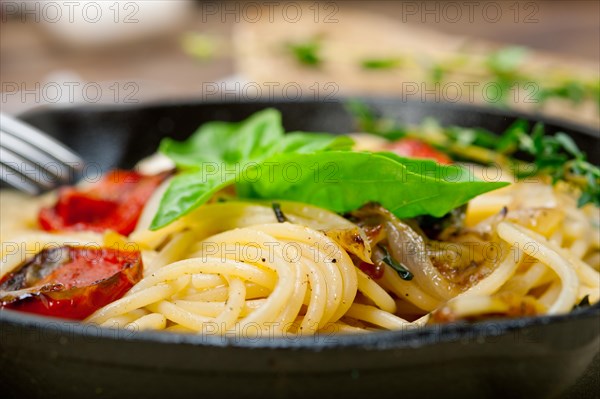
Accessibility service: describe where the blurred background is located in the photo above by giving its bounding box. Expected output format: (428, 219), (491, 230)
(1, 0), (599, 127)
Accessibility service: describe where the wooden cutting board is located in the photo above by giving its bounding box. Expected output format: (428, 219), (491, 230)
(233, 4), (599, 128)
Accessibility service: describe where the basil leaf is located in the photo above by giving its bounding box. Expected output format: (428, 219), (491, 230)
(159, 108), (283, 169)
(152, 107), (510, 230)
(153, 109), (356, 229)
(244, 151), (508, 218)
(150, 171), (233, 229)
(278, 133), (354, 154)
(377, 152), (480, 184)
(234, 133), (354, 199)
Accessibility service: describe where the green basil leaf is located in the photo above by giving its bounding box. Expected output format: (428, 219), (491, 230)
(159, 108), (284, 169)
(153, 110), (356, 229)
(244, 151), (508, 218)
(278, 133), (354, 154)
(150, 171), (234, 230)
(152, 107), (511, 230)
(233, 134), (354, 199)
(377, 152), (480, 183)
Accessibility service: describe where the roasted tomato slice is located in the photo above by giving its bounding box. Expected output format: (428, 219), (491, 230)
(0, 246), (143, 320)
(39, 170), (168, 235)
(386, 139), (452, 164)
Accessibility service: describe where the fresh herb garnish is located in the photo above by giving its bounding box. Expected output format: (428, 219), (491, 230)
(348, 101), (600, 207)
(272, 203), (288, 223)
(345, 100), (405, 140)
(430, 64), (445, 83)
(482, 46), (599, 108)
(361, 58), (402, 70)
(537, 81), (587, 105)
(486, 46), (529, 75)
(181, 32), (219, 61)
(498, 120), (600, 207)
(286, 38), (322, 66)
(150, 109), (507, 230)
(416, 204), (467, 240)
(573, 295), (591, 310)
(356, 45), (598, 109)
(483, 47), (529, 106)
(379, 245), (413, 280)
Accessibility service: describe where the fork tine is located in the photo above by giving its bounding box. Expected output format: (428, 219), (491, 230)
(0, 146), (55, 190)
(0, 131), (72, 183)
(0, 113), (84, 194)
(0, 113), (84, 172)
(0, 163), (45, 195)
(0, 156), (48, 196)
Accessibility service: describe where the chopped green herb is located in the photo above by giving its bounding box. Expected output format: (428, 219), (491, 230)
(430, 64), (445, 83)
(379, 245), (413, 280)
(416, 204), (467, 240)
(418, 46), (593, 108)
(573, 295), (591, 310)
(499, 120), (600, 206)
(286, 38), (322, 66)
(272, 203), (288, 223)
(345, 100), (405, 140)
(361, 58), (402, 70)
(181, 32), (219, 61)
(537, 81), (587, 105)
(486, 46), (529, 74)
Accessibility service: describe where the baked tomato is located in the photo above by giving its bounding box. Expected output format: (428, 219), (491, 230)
(386, 139), (452, 164)
(0, 246), (143, 320)
(38, 170), (168, 235)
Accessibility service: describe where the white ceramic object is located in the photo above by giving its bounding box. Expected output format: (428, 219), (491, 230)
(36, 0), (193, 48)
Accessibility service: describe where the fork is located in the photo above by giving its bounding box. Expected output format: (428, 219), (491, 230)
(0, 113), (84, 195)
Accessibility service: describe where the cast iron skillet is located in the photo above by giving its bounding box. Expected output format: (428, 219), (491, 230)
(1, 98), (599, 399)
